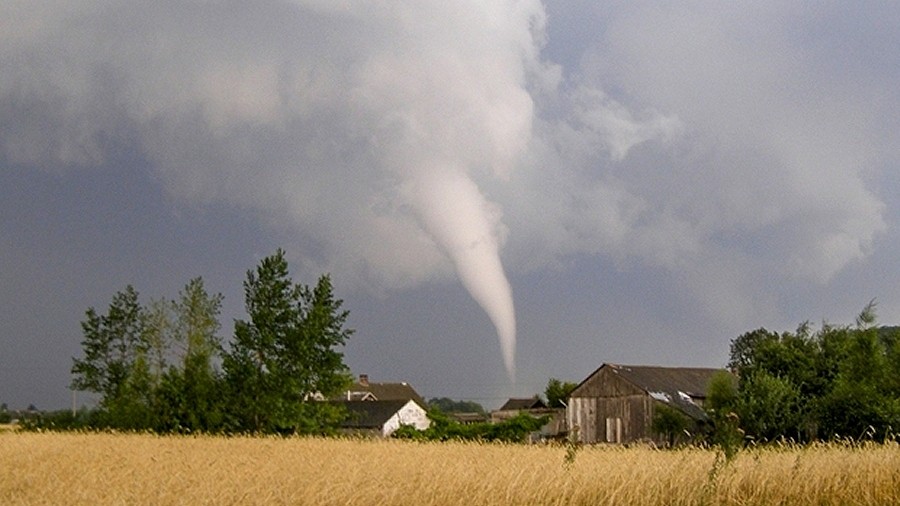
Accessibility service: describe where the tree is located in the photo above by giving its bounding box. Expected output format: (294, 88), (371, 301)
(726, 302), (900, 442)
(651, 404), (690, 447)
(816, 304), (899, 439)
(735, 370), (803, 441)
(142, 297), (173, 388)
(223, 249), (352, 433)
(706, 370), (738, 415)
(157, 278), (225, 432)
(705, 371), (743, 453)
(394, 411), (548, 443)
(544, 378), (578, 408)
(427, 398), (486, 414)
(71, 285), (156, 427)
(223, 251), (296, 432)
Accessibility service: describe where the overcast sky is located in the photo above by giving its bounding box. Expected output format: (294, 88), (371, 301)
(2, 1), (899, 410)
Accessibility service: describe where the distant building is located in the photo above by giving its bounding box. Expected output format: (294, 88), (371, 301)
(567, 363), (726, 444)
(338, 399), (430, 437)
(339, 374), (426, 409)
(333, 375), (430, 437)
(497, 397), (547, 412)
(492, 396), (565, 442)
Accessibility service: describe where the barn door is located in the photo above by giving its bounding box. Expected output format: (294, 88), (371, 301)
(605, 417), (622, 443)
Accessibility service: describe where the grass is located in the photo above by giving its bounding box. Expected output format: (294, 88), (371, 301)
(2, 432), (899, 505)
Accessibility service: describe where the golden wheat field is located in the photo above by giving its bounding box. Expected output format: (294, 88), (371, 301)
(2, 432), (899, 505)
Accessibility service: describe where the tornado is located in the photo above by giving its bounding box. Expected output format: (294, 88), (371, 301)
(412, 168), (517, 381)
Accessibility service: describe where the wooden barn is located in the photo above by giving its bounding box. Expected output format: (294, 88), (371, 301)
(566, 363), (726, 444)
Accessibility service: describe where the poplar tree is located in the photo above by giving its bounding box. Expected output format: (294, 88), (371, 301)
(223, 249), (352, 433)
(71, 285), (152, 427)
(157, 277), (225, 432)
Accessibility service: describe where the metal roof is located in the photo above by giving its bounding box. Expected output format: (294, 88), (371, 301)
(607, 364), (723, 398)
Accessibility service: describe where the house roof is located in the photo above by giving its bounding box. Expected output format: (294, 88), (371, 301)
(338, 400), (413, 429)
(341, 381), (426, 408)
(498, 397), (547, 411)
(579, 363), (727, 421)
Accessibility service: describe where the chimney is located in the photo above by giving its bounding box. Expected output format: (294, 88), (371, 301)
(359, 374), (369, 387)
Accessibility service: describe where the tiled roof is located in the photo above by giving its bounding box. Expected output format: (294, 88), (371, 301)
(341, 381), (426, 408)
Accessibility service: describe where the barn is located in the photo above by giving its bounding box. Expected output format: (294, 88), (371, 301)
(566, 363), (726, 444)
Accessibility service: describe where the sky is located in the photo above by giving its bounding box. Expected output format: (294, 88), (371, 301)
(2, 1), (899, 411)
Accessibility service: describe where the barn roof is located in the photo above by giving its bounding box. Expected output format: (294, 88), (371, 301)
(576, 363), (727, 421)
(608, 364), (722, 398)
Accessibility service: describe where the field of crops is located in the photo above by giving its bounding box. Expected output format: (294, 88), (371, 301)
(2, 432), (899, 505)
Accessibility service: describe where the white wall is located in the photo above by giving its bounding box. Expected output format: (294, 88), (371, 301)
(382, 400), (431, 437)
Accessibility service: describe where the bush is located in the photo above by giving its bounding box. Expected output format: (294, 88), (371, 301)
(393, 410), (548, 443)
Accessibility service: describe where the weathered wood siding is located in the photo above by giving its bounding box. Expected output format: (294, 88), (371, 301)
(567, 366), (657, 444)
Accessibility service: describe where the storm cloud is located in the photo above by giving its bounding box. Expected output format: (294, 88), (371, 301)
(2, 1), (898, 402)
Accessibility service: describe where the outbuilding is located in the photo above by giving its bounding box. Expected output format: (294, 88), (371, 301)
(566, 363), (726, 444)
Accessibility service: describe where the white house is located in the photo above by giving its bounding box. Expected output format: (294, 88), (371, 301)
(338, 399), (430, 437)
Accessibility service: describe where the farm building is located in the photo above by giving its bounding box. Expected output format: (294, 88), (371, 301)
(492, 397), (566, 441)
(337, 399), (430, 437)
(566, 363), (726, 444)
(496, 397), (547, 412)
(338, 374), (426, 409)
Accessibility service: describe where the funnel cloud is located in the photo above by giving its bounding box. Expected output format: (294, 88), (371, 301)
(411, 168), (517, 379)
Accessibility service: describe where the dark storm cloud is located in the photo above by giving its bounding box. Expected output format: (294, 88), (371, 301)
(2, 1), (898, 407)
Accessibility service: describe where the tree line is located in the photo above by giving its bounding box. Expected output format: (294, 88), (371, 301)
(65, 249), (353, 434)
(32, 251), (900, 446)
(707, 301), (900, 443)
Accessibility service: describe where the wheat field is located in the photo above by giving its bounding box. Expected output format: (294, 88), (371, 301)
(2, 432), (899, 505)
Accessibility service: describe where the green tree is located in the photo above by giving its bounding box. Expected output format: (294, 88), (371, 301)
(427, 398), (486, 414)
(706, 370), (738, 415)
(705, 371), (743, 454)
(72, 285), (155, 427)
(294, 275), (354, 406)
(735, 370), (803, 441)
(142, 298), (173, 388)
(223, 250), (352, 433)
(544, 378), (578, 408)
(726, 301), (900, 442)
(223, 251), (296, 432)
(394, 411), (548, 443)
(651, 404), (690, 447)
(816, 303), (899, 439)
(157, 278), (225, 432)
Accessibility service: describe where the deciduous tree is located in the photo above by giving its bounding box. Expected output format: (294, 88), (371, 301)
(223, 250), (352, 433)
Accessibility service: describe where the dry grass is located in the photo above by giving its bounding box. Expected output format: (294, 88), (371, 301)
(2, 432), (899, 505)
